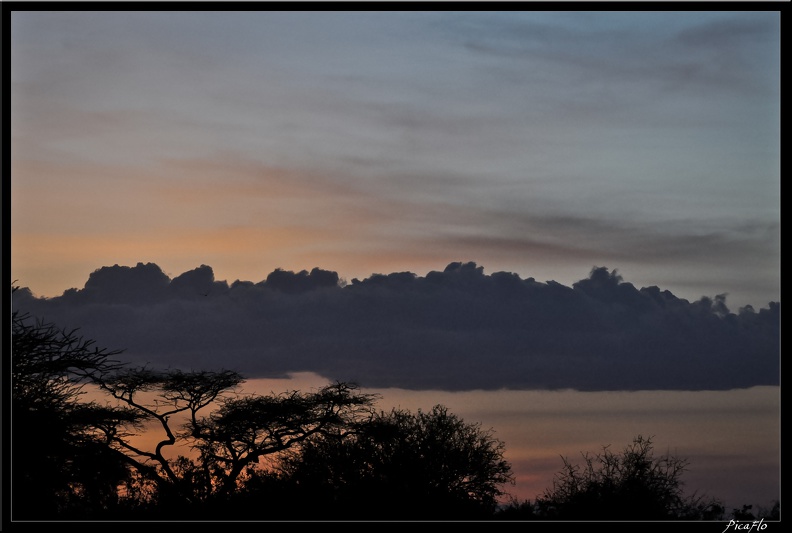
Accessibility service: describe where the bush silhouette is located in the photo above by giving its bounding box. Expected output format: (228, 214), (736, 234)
(531, 435), (724, 520)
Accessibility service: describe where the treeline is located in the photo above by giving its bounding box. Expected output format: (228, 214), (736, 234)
(9, 293), (779, 521)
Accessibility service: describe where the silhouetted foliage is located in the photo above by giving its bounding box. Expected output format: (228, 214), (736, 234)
(93, 369), (379, 516)
(266, 405), (514, 520)
(11, 287), (138, 519)
(731, 501), (780, 521)
(11, 288), (379, 519)
(528, 435), (725, 520)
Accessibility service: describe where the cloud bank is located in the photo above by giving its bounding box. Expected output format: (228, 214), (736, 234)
(12, 262), (779, 392)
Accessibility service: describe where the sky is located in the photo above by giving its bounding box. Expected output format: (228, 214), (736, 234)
(8, 7), (782, 518)
(10, 9), (780, 311)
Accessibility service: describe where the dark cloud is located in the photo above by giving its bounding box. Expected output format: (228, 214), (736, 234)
(12, 262), (779, 392)
(262, 267), (340, 294)
(79, 262), (171, 303)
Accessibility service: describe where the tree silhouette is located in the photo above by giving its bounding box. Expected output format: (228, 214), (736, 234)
(93, 368), (379, 514)
(271, 404), (514, 520)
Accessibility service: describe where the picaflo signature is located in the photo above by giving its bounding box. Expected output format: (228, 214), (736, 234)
(722, 518), (768, 533)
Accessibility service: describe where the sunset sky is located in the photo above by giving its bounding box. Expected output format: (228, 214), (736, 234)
(9, 7), (781, 516)
(10, 10), (780, 310)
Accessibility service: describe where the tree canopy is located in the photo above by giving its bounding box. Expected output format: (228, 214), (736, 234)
(272, 404), (514, 519)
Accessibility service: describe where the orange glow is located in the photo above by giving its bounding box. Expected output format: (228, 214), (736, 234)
(11, 153), (443, 295)
(80, 377), (779, 508)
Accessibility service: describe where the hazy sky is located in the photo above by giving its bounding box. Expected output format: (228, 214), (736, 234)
(10, 10), (781, 311)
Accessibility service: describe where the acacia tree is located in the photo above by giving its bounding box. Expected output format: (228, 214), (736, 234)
(94, 368), (379, 513)
(191, 381), (379, 500)
(12, 289), (379, 518)
(93, 367), (246, 507)
(533, 435), (724, 520)
(271, 404), (515, 519)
